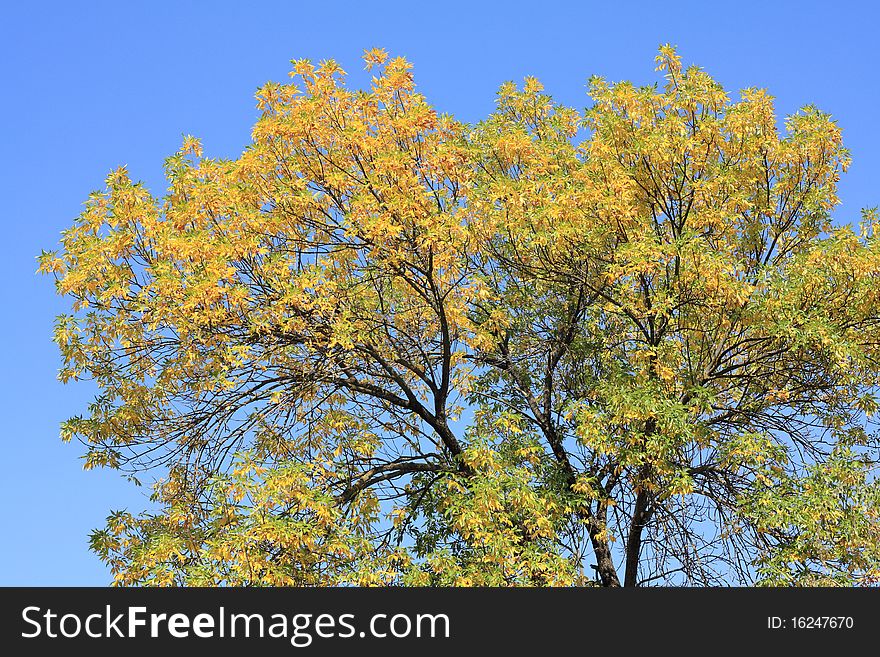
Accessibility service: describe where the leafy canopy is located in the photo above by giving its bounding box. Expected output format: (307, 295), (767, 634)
(42, 46), (880, 586)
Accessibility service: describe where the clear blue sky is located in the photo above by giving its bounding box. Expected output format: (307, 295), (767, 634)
(1, 0), (877, 585)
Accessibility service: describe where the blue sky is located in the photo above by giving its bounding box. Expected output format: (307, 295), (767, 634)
(1, 0), (877, 585)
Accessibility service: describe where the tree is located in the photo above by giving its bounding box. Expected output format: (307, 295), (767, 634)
(41, 46), (880, 586)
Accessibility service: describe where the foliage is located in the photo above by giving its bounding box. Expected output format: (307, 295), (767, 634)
(42, 46), (880, 586)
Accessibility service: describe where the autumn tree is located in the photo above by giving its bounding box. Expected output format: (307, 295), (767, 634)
(41, 47), (880, 586)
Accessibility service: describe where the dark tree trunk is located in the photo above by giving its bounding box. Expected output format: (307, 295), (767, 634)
(624, 486), (650, 587)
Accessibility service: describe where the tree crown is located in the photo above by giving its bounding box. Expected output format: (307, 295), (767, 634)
(41, 46), (880, 586)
